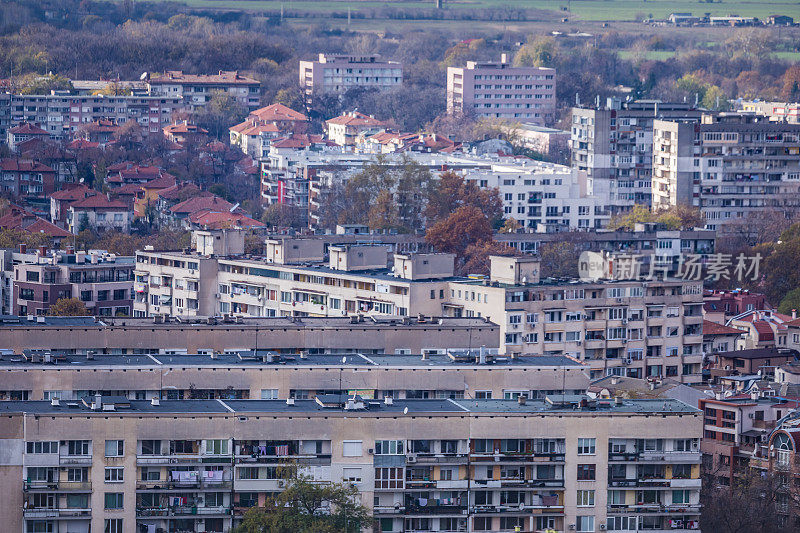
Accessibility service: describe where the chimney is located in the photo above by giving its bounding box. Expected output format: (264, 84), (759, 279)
(517, 395), (526, 405)
(479, 346), (486, 365)
(421, 352), (428, 360)
(614, 396), (623, 406)
(94, 394), (102, 410)
(50, 398), (59, 407)
(38, 245), (47, 256)
(793, 309), (797, 320)
(500, 53), (509, 64)
(611, 377), (619, 385)
(18, 243), (26, 254)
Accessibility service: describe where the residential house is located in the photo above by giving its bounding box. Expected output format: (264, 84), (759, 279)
(66, 194), (132, 234)
(325, 111), (385, 146)
(0, 158), (57, 204)
(49, 184), (96, 228)
(6, 122), (50, 152)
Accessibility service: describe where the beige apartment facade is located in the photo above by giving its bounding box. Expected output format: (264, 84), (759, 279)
(3, 396), (702, 533)
(0, 353), (589, 403)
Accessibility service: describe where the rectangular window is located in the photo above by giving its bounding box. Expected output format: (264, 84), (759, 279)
(342, 440), (363, 457)
(577, 464), (596, 480)
(105, 467), (124, 483)
(374, 440), (404, 455)
(577, 515), (595, 532)
(343, 467), (362, 484)
(104, 492), (123, 509)
(67, 440), (90, 456)
(578, 438), (596, 455)
(577, 489), (595, 507)
(140, 440), (161, 455)
(26, 441), (58, 454)
(672, 489), (690, 504)
(260, 389), (278, 399)
(105, 519), (123, 533)
(105, 440), (124, 457)
(205, 439), (229, 455)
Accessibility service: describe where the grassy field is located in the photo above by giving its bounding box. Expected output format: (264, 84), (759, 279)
(148, 0), (800, 22)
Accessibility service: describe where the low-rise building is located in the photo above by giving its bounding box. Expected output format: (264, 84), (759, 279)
(1, 395), (702, 533)
(66, 194), (132, 234)
(147, 70), (261, 112)
(0, 158), (56, 203)
(325, 111), (385, 146)
(11, 248), (134, 316)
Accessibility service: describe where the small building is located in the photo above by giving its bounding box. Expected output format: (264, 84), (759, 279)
(768, 14), (793, 25)
(66, 194), (132, 234)
(325, 111), (385, 146)
(6, 122), (50, 152)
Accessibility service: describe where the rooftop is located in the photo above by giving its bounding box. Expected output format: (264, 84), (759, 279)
(0, 397), (698, 416)
(716, 347), (799, 360)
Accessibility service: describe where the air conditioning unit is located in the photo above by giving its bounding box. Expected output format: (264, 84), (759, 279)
(600, 525), (607, 531)
(407, 455), (417, 463)
(622, 319), (628, 325)
(576, 341), (582, 346)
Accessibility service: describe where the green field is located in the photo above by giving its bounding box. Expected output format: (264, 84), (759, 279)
(144, 0), (800, 22)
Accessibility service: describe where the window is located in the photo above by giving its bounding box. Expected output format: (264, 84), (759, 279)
(672, 489), (689, 504)
(205, 439), (229, 455)
(140, 440), (161, 455)
(105, 440), (124, 457)
(26, 441), (58, 454)
(104, 492), (123, 509)
(67, 440), (90, 456)
(577, 515), (595, 532)
(578, 438), (596, 455)
(374, 467), (403, 489)
(260, 389), (278, 399)
(374, 440), (404, 455)
(343, 467), (362, 484)
(105, 467), (124, 483)
(577, 464), (596, 480)
(104, 519), (123, 533)
(342, 440), (362, 457)
(608, 490), (625, 505)
(67, 468), (87, 482)
(577, 489), (595, 507)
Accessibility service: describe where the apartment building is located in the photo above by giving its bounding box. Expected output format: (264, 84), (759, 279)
(299, 54), (403, 102)
(446, 256), (706, 383)
(447, 54), (556, 125)
(147, 70), (261, 112)
(2, 395), (702, 533)
(739, 100), (800, 123)
(652, 113), (800, 230)
(0, 158), (56, 203)
(571, 99), (702, 212)
(0, 351), (589, 403)
(9, 93), (185, 137)
(750, 412), (800, 528)
(11, 248), (134, 316)
(66, 194), (132, 234)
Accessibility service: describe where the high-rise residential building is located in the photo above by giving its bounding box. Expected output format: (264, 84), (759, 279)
(2, 395), (702, 533)
(299, 54), (403, 103)
(447, 54), (556, 125)
(571, 99), (702, 213)
(652, 113), (800, 230)
(739, 100), (800, 123)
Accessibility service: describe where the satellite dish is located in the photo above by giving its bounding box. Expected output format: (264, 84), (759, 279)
(403, 407), (409, 415)
(342, 356), (347, 364)
(140, 72), (148, 80)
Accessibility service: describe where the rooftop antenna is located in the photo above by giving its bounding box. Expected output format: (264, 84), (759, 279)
(595, 95), (600, 108)
(575, 93), (581, 107)
(694, 93), (699, 107)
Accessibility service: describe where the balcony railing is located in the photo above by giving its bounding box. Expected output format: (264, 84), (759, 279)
(24, 480), (92, 492)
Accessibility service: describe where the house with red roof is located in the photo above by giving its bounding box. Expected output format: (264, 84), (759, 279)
(163, 121), (208, 145)
(7, 122), (50, 152)
(726, 309), (793, 351)
(77, 119), (120, 144)
(229, 103), (309, 157)
(50, 184), (97, 227)
(66, 194), (132, 234)
(0, 204), (71, 245)
(325, 111), (386, 146)
(166, 195), (239, 229)
(0, 158), (57, 202)
(703, 320), (745, 359)
(132, 174), (178, 218)
(188, 209), (265, 230)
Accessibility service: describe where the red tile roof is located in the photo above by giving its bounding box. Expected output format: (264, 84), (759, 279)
(67, 139), (100, 150)
(170, 195), (235, 215)
(25, 218), (72, 237)
(163, 123), (208, 135)
(157, 183), (207, 202)
(249, 103), (308, 122)
(50, 185), (95, 201)
(189, 209), (265, 229)
(0, 159), (55, 173)
(9, 122), (49, 135)
(326, 111), (384, 127)
(703, 320), (744, 336)
(141, 174), (177, 190)
(0, 205), (71, 237)
(70, 195), (130, 210)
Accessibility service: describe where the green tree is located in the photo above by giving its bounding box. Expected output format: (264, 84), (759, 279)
(47, 298), (89, 316)
(196, 91), (248, 139)
(368, 190), (400, 231)
(273, 87), (306, 112)
(233, 475), (372, 533)
(763, 237), (800, 305)
(261, 203), (303, 229)
(702, 85), (730, 111)
(513, 36), (555, 67)
(778, 287), (800, 316)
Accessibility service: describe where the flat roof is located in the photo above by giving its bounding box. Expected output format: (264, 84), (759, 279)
(0, 315), (496, 330)
(0, 352), (582, 369)
(0, 397), (699, 416)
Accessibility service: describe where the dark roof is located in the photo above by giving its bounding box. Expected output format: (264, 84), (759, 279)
(717, 347), (799, 360)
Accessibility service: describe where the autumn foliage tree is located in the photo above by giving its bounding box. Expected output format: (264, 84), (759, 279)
(424, 171), (503, 227)
(47, 298), (89, 316)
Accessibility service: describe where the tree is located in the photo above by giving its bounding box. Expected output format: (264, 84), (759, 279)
(48, 298), (89, 316)
(368, 190), (400, 231)
(608, 205), (704, 231)
(762, 237), (800, 305)
(425, 205), (492, 256)
(539, 241), (582, 278)
(425, 171), (503, 227)
(513, 36), (555, 67)
(261, 203), (303, 230)
(273, 87), (306, 113)
(460, 240), (518, 276)
(778, 288), (800, 316)
(233, 475), (372, 533)
(196, 91), (248, 139)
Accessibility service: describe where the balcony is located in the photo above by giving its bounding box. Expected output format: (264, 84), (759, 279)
(59, 455), (92, 466)
(404, 504), (467, 515)
(412, 453), (468, 465)
(136, 506), (232, 518)
(670, 478), (702, 489)
(24, 481), (92, 492)
(136, 454), (208, 465)
(23, 508), (91, 519)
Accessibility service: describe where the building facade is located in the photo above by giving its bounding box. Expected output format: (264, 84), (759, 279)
(447, 55), (556, 125)
(299, 54), (403, 103)
(147, 71), (261, 112)
(2, 396), (702, 533)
